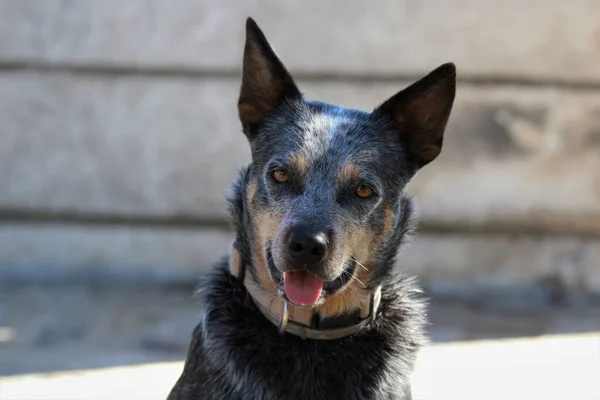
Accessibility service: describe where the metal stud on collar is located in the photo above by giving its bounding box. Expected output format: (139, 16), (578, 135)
(278, 299), (289, 333)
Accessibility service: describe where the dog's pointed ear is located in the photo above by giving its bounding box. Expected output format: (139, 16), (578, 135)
(238, 18), (301, 131)
(374, 63), (456, 169)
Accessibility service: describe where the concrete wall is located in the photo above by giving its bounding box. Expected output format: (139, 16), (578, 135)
(1, 0), (599, 299)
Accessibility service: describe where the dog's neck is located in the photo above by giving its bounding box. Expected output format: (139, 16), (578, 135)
(228, 242), (381, 340)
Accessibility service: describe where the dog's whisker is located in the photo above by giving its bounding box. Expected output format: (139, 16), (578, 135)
(354, 259), (369, 272)
(352, 275), (366, 288)
(343, 270), (366, 288)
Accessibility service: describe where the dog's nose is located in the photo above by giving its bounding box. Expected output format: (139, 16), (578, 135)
(287, 227), (329, 266)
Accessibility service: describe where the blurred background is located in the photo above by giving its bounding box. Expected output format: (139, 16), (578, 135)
(0, 1), (599, 399)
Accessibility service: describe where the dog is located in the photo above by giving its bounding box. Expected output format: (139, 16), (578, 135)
(168, 17), (456, 400)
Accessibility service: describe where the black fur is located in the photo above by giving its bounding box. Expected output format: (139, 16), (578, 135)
(168, 17), (456, 400)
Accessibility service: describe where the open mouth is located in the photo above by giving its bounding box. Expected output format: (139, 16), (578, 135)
(266, 247), (358, 306)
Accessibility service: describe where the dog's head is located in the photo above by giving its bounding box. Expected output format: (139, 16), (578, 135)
(238, 18), (455, 312)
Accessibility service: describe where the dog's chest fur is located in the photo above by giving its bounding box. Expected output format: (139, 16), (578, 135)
(168, 263), (426, 400)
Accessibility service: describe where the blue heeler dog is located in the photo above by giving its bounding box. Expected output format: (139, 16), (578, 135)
(168, 17), (456, 400)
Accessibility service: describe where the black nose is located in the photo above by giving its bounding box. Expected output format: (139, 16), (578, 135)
(287, 227), (329, 266)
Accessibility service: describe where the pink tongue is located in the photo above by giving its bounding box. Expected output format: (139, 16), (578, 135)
(284, 271), (324, 306)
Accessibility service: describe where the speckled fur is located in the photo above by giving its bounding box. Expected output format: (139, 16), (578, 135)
(168, 17), (456, 400)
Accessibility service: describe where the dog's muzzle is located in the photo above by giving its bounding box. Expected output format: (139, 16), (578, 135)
(228, 241), (382, 340)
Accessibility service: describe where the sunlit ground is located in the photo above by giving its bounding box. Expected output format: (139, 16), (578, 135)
(2, 333), (598, 400)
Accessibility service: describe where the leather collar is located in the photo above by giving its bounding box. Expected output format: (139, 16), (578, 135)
(228, 242), (382, 340)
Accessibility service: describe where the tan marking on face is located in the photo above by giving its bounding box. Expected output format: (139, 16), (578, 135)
(318, 283), (365, 317)
(315, 207), (396, 318)
(359, 206), (396, 267)
(315, 226), (378, 318)
(250, 209), (283, 297)
(339, 163), (360, 184)
(289, 153), (308, 176)
(247, 177), (257, 203)
(383, 207), (395, 237)
(347, 227), (378, 270)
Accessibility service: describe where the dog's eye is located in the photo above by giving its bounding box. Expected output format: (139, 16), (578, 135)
(355, 184), (374, 199)
(271, 168), (289, 183)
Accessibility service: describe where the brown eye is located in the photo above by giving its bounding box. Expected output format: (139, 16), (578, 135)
(272, 169), (289, 183)
(355, 184), (374, 199)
